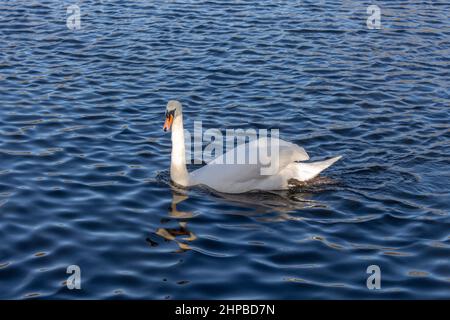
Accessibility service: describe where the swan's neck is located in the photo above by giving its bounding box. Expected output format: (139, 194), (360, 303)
(170, 114), (189, 186)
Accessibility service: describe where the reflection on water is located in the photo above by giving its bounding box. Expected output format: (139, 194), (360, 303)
(151, 176), (336, 252)
(153, 187), (197, 252)
(152, 176), (335, 250)
(209, 181), (331, 222)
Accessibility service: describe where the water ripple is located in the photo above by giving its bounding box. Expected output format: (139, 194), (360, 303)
(0, 0), (449, 299)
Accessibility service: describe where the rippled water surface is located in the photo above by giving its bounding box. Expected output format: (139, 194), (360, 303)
(0, 1), (449, 299)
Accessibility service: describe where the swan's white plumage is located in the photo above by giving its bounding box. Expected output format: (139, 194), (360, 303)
(164, 100), (341, 194)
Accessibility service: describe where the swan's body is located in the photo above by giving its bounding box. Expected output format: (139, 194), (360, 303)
(164, 101), (341, 194)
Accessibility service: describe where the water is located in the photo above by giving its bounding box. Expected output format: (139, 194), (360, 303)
(0, 0), (449, 299)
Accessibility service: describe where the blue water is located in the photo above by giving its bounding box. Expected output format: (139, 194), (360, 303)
(0, 0), (449, 299)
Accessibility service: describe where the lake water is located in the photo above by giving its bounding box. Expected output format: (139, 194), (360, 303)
(0, 0), (449, 299)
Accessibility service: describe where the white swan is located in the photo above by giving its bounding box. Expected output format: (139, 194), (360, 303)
(163, 100), (341, 194)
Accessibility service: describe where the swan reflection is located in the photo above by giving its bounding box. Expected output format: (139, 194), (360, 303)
(150, 175), (336, 251)
(153, 187), (197, 252)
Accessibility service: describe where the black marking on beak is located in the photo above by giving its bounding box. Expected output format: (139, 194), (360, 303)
(165, 109), (175, 119)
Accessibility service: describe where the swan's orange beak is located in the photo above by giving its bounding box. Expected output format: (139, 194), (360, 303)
(163, 114), (174, 132)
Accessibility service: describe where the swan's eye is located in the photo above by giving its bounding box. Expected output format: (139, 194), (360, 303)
(165, 109), (175, 118)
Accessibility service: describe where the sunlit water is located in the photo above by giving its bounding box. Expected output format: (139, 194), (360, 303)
(0, 1), (449, 299)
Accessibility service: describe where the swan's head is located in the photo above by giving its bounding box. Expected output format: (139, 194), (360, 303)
(163, 100), (182, 132)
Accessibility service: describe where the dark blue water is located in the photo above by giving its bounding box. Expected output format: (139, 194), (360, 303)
(0, 0), (449, 299)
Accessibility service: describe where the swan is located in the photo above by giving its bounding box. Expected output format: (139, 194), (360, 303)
(163, 100), (341, 194)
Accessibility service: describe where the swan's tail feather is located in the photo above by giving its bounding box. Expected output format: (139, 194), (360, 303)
(295, 156), (342, 181)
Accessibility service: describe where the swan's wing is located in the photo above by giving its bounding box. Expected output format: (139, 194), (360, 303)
(276, 138), (310, 163)
(190, 138), (309, 185)
(210, 137), (309, 166)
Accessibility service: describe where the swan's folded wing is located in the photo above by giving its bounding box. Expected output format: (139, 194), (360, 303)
(277, 139), (309, 163)
(210, 138), (308, 165)
(190, 138), (309, 185)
